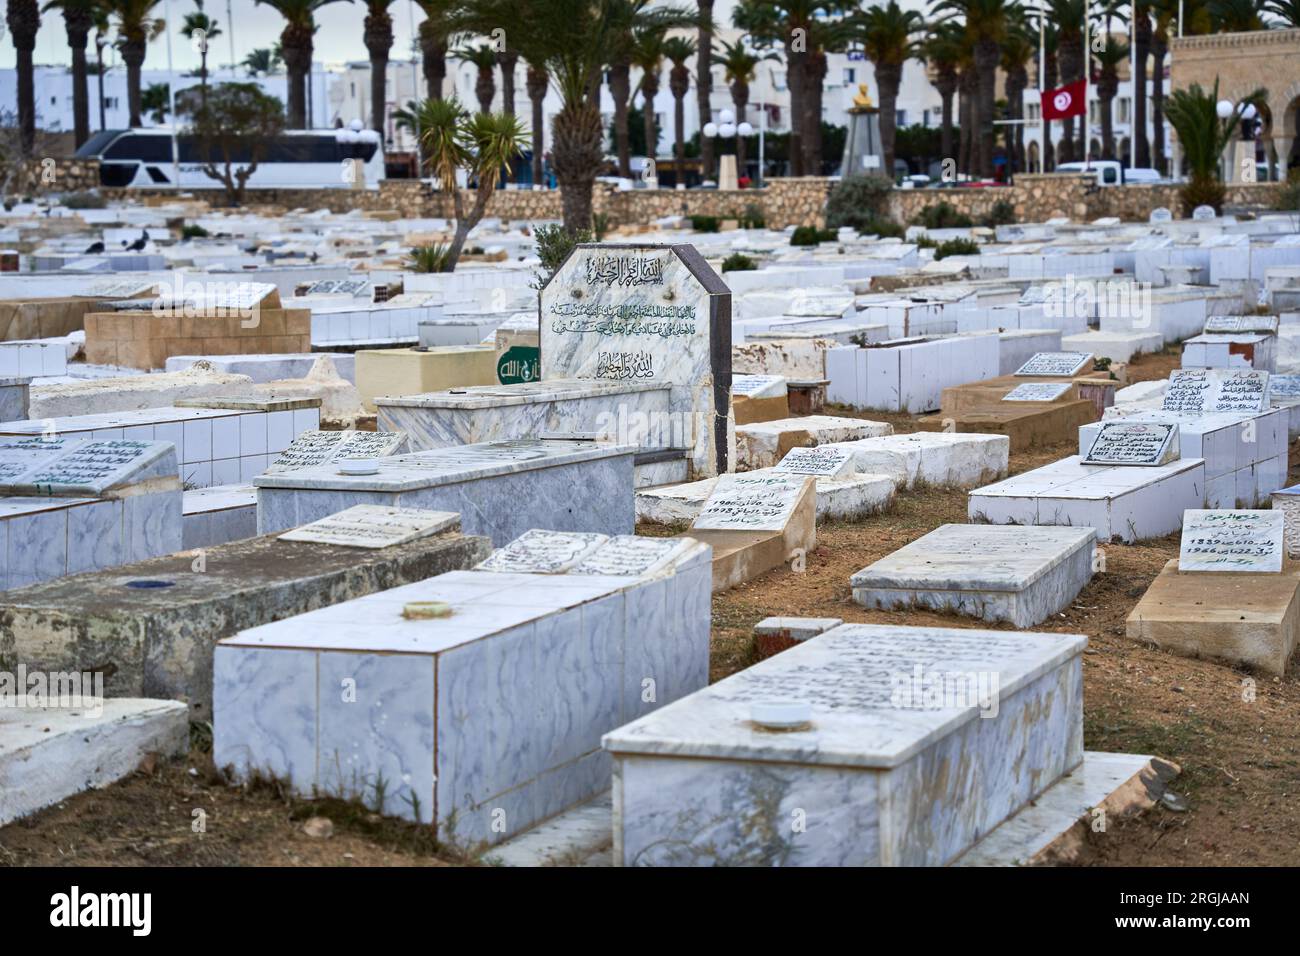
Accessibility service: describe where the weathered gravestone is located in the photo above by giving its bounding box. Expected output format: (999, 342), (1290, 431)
(1150, 207), (1173, 223)
(541, 244), (733, 476)
(266, 429), (408, 473)
(1192, 205), (1217, 221)
(278, 504), (459, 549)
(1204, 315), (1280, 335)
(688, 471), (816, 590)
(1161, 368), (1270, 415)
(1178, 509), (1283, 572)
(476, 528), (610, 573)
(1082, 421), (1180, 466)
(773, 444), (857, 478)
(1013, 351), (1093, 377)
(1128, 508), (1298, 673)
(1001, 382), (1074, 403)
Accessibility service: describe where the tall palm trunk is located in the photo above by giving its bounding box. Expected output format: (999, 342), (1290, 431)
(96, 36), (107, 130)
(500, 50), (518, 181)
(1006, 64), (1027, 173)
(1151, 31), (1167, 175)
(935, 65), (956, 172)
(122, 38), (147, 128)
(552, 96), (603, 232)
(696, 0), (714, 179)
(8, 0), (40, 152)
(474, 64), (495, 113)
(958, 66), (975, 175)
(1099, 61), (1118, 159)
(64, 7), (92, 146)
(731, 77), (749, 174)
(974, 38), (998, 178)
(610, 61), (633, 177)
(1134, 9), (1150, 168)
(670, 61), (689, 168)
(1044, 50), (1058, 171)
(364, 8), (393, 142)
(641, 71), (660, 160)
(785, 38), (805, 176)
(875, 62), (901, 178)
(1057, 36), (1081, 163)
(420, 22), (446, 100)
(281, 25), (313, 129)
(526, 61), (547, 187)
(802, 50), (826, 176)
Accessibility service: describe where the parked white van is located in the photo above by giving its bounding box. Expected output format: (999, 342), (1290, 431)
(1055, 161), (1166, 186)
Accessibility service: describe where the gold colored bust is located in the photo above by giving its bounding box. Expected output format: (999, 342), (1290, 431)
(852, 84), (874, 109)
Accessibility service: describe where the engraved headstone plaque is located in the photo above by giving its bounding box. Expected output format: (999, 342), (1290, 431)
(1204, 315), (1279, 335)
(774, 445), (856, 477)
(570, 535), (693, 577)
(1178, 509), (1284, 572)
(277, 505), (459, 549)
(1013, 351), (1093, 377)
(1162, 368), (1270, 415)
(1082, 422), (1180, 466)
(266, 430), (408, 473)
(475, 529), (611, 573)
(690, 473), (810, 532)
(540, 243), (733, 475)
(1001, 382), (1074, 403)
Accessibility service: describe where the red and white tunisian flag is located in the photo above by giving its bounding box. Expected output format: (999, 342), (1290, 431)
(1041, 79), (1087, 121)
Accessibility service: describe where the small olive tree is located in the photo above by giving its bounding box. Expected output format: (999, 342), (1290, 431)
(181, 81), (286, 207)
(406, 95), (527, 271)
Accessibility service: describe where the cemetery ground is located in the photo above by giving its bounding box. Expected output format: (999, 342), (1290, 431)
(3, 349), (1297, 868)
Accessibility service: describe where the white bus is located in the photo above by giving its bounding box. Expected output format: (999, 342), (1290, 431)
(73, 128), (386, 190)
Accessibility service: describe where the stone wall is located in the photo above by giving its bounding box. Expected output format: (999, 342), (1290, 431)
(10, 158), (101, 197)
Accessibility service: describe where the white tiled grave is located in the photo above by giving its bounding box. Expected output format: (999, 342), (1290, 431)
(0, 698), (189, 827)
(212, 533), (713, 846)
(825, 333), (1001, 413)
(182, 482), (257, 550)
(821, 432), (1010, 490)
(735, 415), (892, 470)
(604, 622), (1085, 866)
(1182, 333), (1276, 373)
(636, 466), (894, 524)
(850, 524), (1096, 627)
(0, 401), (319, 489)
(0, 436), (182, 588)
(255, 438), (636, 547)
(968, 455), (1205, 543)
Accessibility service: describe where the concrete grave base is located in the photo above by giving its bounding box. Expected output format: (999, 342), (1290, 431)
(918, 401), (1098, 454)
(1126, 559), (1300, 675)
(0, 698), (188, 827)
(686, 478), (816, 591)
(1061, 330), (1164, 364)
(735, 415), (891, 470)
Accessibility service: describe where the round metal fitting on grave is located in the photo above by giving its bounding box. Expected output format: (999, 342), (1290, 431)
(124, 579), (176, 589)
(402, 600), (452, 620)
(750, 699), (813, 732)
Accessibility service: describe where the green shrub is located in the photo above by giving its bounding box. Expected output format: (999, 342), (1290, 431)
(407, 243), (452, 273)
(690, 215), (720, 232)
(721, 252), (757, 273)
(915, 235), (937, 249)
(533, 223), (592, 286)
(738, 202), (765, 229)
(980, 199), (1016, 227)
(790, 225), (838, 246)
(933, 237), (980, 260)
(825, 174), (892, 232)
(592, 212), (611, 239)
(912, 201), (974, 229)
(858, 215), (905, 239)
(60, 191), (106, 209)
(1274, 172), (1300, 213)
(181, 223), (210, 240)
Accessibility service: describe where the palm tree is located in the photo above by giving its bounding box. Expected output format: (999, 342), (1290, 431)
(180, 0), (221, 108)
(732, 0), (812, 175)
(922, 22), (963, 174)
(142, 80), (169, 123)
(632, 27), (667, 164)
(93, 4), (110, 130)
(801, 7), (855, 175)
(1210, 0), (1267, 28)
(416, 0), (450, 99)
(715, 38), (772, 176)
(1165, 78), (1264, 213)
(242, 46), (284, 77)
(1132, 0), (1150, 167)
(1264, 0), (1300, 25)
(1000, 23), (1034, 173)
(7, 0), (41, 152)
(957, 50), (976, 174)
(1094, 37), (1129, 160)
(362, 0), (395, 141)
(1042, 0), (1085, 163)
(455, 43), (499, 114)
(256, 0), (350, 129)
(1041, 22), (1058, 169)
(42, 0), (94, 146)
(663, 35), (696, 170)
(933, 0), (1016, 178)
(411, 96), (526, 267)
(525, 56), (547, 185)
(852, 0), (923, 180)
(107, 0), (164, 128)
(696, 0), (715, 179)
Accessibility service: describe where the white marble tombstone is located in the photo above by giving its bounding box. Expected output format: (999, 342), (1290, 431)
(540, 244), (733, 475)
(1013, 351), (1093, 377)
(1150, 207), (1173, 223)
(1162, 368), (1270, 415)
(773, 445), (857, 478)
(277, 505), (459, 549)
(1001, 382), (1074, 403)
(1082, 422), (1180, 466)
(1178, 509), (1284, 573)
(1192, 205), (1217, 221)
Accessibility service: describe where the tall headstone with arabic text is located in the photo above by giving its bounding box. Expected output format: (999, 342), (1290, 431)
(540, 244), (733, 477)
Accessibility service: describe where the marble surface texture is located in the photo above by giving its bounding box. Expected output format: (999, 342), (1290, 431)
(606, 622), (1085, 866)
(213, 549), (712, 845)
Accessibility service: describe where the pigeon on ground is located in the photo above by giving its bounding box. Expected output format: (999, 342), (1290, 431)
(84, 241), (105, 254)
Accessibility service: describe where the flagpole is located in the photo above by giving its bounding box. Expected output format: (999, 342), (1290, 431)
(1084, 0), (1090, 168)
